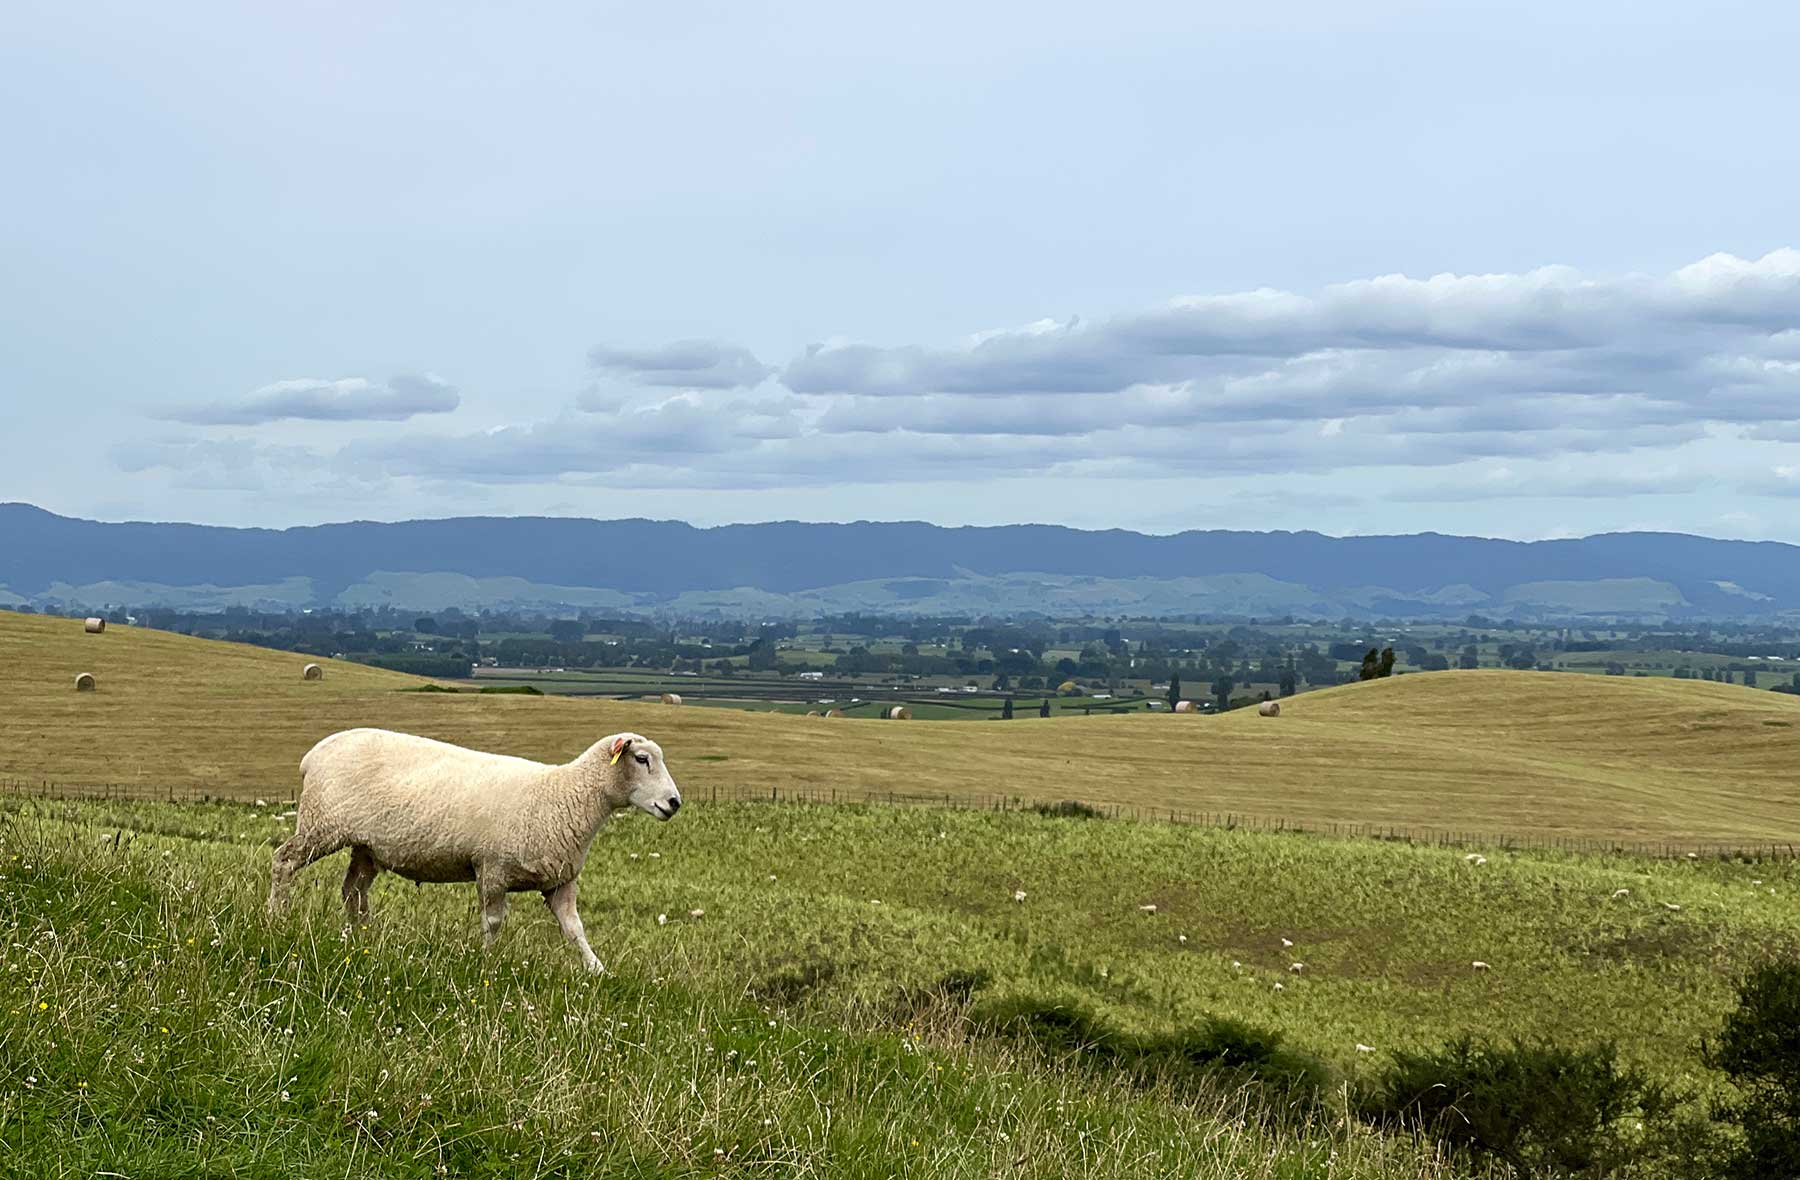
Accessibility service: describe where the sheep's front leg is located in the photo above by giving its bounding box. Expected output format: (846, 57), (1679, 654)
(545, 880), (604, 975)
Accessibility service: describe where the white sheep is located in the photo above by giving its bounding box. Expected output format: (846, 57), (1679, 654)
(266, 728), (681, 974)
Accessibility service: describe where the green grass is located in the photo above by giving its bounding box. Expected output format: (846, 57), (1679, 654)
(8, 797), (1794, 1175)
(0, 799), (1542, 1178)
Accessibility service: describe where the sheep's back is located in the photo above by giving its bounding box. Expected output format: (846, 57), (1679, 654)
(298, 729), (554, 866)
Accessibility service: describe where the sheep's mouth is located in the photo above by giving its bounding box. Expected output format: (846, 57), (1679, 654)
(650, 802), (677, 821)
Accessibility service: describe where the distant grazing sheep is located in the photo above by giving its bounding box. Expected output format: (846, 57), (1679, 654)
(887, 706), (912, 720)
(267, 729), (682, 974)
(74, 672), (96, 692)
(302, 663), (323, 681)
(660, 693), (683, 706)
(1258, 701), (1280, 717)
(1173, 700), (1198, 713)
(83, 617), (106, 634)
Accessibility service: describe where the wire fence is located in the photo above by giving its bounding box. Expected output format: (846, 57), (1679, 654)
(2, 774), (1794, 862)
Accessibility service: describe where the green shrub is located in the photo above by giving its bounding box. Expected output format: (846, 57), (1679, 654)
(1366, 1036), (1669, 1177)
(1031, 799), (1105, 820)
(477, 684), (543, 695)
(972, 993), (1329, 1098)
(752, 956), (839, 1004)
(1707, 961), (1800, 1179)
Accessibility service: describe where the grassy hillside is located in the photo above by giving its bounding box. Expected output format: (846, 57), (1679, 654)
(4, 612), (1799, 844)
(9, 796), (1791, 1176)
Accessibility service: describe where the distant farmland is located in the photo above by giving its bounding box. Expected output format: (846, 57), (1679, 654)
(6, 611), (1800, 846)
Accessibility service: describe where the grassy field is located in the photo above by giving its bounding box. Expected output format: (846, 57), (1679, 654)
(6, 612), (1800, 845)
(10, 794), (1794, 1176)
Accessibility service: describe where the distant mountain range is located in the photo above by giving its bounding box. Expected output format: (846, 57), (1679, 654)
(5, 502), (1800, 621)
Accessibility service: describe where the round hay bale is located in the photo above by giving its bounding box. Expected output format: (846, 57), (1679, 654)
(825, 709), (844, 718)
(83, 617), (106, 634)
(1173, 699), (1198, 713)
(302, 663), (323, 681)
(74, 672), (96, 692)
(887, 706), (912, 720)
(660, 692), (683, 706)
(805, 710), (820, 717)
(1057, 680), (1081, 695)
(1258, 700), (1281, 717)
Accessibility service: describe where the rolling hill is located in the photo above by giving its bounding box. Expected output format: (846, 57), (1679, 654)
(9, 502), (1800, 619)
(4, 612), (1797, 845)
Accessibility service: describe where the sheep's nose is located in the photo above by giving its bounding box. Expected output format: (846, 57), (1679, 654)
(665, 797), (681, 815)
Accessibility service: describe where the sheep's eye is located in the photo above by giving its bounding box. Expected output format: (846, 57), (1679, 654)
(634, 753), (650, 766)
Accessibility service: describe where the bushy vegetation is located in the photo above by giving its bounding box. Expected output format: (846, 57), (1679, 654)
(972, 994), (1331, 1098)
(1707, 962), (1800, 1178)
(1365, 1038), (1671, 1176)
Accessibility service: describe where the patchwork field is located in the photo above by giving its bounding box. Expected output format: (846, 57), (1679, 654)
(4, 613), (1798, 845)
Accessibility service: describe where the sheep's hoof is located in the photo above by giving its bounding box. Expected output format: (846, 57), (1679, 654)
(584, 958), (606, 976)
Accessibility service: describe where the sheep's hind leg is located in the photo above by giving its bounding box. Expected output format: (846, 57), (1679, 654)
(545, 880), (604, 975)
(267, 831), (344, 916)
(341, 846), (380, 922)
(477, 872), (509, 950)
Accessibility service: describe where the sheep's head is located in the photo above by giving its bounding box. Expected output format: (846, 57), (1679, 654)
(597, 733), (682, 820)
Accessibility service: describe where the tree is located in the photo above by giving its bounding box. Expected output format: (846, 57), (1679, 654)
(1459, 644), (1480, 670)
(414, 617), (438, 634)
(1166, 671), (1182, 711)
(1001, 697), (1014, 720)
(1278, 665), (1297, 697)
(1039, 699), (1051, 718)
(1706, 961), (1800, 1178)
(548, 619), (585, 644)
(1378, 646), (1396, 678)
(1212, 675), (1234, 712)
(1359, 648), (1381, 681)
(1747, 668), (1759, 687)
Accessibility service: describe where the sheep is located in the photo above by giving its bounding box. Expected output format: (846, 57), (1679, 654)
(266, 728), (681, 974)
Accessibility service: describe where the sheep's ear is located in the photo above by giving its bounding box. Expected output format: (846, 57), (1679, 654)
(610, 737), (633, 765)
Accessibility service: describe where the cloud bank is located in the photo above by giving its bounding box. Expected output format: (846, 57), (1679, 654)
(132, 252), (1800, 509)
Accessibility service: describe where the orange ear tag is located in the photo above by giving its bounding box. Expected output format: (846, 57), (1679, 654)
(610, 738), (626, 765)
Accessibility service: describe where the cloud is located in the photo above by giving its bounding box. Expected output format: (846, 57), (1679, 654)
(344, 392), (806, 482)
(588, 339), (775, 389)
(160, 374), (459, 425)
(784, 249), (1800, 399)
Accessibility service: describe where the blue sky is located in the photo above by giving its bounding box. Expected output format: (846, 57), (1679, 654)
(4, 1), (1799, 539)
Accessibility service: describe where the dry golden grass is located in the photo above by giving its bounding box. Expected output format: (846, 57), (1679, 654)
(4, 611), (1798, 842)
